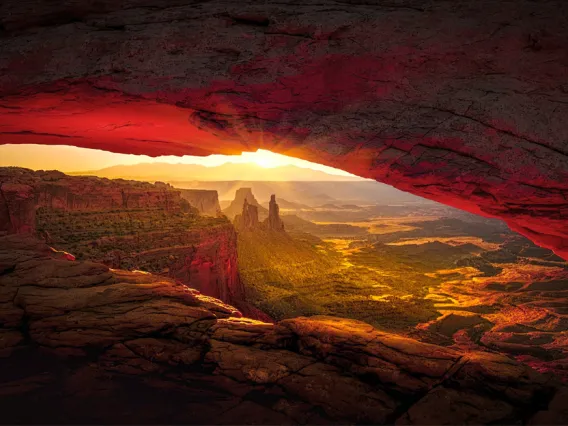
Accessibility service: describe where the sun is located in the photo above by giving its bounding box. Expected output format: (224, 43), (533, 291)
(242, 149), (287, 168)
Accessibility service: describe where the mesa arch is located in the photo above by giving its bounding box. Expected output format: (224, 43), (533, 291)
(0, 0), (566, 258)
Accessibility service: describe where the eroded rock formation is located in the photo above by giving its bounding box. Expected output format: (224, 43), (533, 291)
(266, 194), (285, 232)
(224, 187), (268, 220)
(233, 198), (259, 231)
(0, 0), (567, 258)
(0, 167), (243, 304)
(0, 234), (567, 425)
(234, 192), (286, 232)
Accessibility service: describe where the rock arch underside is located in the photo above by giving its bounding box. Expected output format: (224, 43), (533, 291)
(1, 0), (567, 258)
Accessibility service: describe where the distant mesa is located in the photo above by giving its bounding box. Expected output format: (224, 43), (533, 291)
(280, 214), (369, 238)
(179, 189), (221, 216)
(151, 180), (427, 209)
(233, 190), (285, 233)
(223, 187), (268, 220)
(319, 203), (341, 209)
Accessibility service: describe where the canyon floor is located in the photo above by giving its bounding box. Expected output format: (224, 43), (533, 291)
(239, 202), (568, 382)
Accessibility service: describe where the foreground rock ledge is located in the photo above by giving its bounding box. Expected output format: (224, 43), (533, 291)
(0, 235), (567, 424)
(0, 0), (567, 259)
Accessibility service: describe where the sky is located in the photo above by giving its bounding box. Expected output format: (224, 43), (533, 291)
(0, 144), (359, 178)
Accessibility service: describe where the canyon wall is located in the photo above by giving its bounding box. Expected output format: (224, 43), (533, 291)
(0, 0), (566, 259)
(0, 167), (243, 304)
(0, 168), (181, 234)
(97, 225), (241, 303)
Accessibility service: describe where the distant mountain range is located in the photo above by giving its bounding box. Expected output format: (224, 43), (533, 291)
(70, 162), (434, 207)
(70, 162), (365, 182)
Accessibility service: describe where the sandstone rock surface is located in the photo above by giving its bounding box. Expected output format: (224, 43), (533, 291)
(0, 234), (566, 424)
(0, 0), (567, 258)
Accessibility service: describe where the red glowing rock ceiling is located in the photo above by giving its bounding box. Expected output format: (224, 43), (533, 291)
(0, 0), (567, 258)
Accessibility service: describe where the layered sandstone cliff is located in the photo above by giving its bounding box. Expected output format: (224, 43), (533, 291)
(91, 223), (241, 303)
(0, 167), (243, 304)
(0, 234), (566, 425)
(0, 168), (181, 234)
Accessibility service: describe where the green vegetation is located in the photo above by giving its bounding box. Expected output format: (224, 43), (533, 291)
(35, 207), (229, 262)
(237, 230), (339, 319)
(237, 230), (445, 332)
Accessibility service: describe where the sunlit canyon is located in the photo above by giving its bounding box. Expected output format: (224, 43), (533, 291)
(1, 1), (568, 424)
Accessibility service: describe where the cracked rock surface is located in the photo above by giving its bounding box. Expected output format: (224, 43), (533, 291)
(0, 234), (567, 424)
(0, 0), (567, 259)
